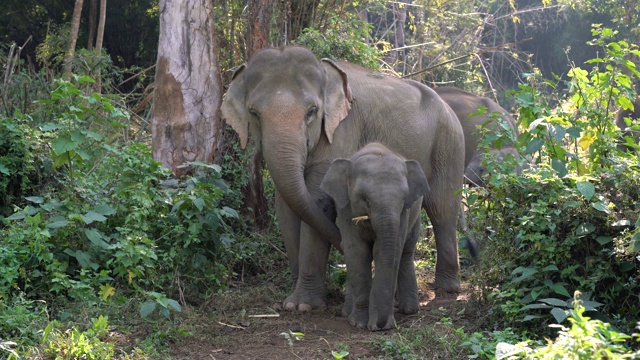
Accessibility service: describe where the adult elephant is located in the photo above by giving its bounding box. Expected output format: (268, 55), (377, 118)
(434, 87), (520, 187)
(222, 47), (465, 311)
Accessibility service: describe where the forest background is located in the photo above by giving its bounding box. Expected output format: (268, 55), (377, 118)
(1, 0), (639, 358)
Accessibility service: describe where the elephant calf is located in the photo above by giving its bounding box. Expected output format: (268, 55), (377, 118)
(320, 143), (429, 331)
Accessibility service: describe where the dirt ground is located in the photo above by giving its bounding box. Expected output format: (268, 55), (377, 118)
(163, 265), (481, 360)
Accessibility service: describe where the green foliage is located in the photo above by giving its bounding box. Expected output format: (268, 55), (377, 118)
(294, 14), (382, 70)
(371, 317), (468, 359)
(0, 75), (241, 313)
(467, 28), (640, 338)
(41, 316), (115, 360)
(496, 292), (639, 359)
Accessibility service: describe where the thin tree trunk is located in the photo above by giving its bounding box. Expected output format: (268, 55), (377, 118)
(94, 0), (107, 93)
(152, 0), (223, 177)
(242, 0), (275, 230)
(63, 0), (84, 79)
(96, 0), (106, 51)
(87, 0), (97, 50)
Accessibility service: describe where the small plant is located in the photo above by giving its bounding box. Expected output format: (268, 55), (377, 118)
(280, 330), (304, 349)
(41, 316), (115, 360)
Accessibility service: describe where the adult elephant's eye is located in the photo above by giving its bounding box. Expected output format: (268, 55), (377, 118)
(249, 108), (260, 120)
(305, 106), (317, 124)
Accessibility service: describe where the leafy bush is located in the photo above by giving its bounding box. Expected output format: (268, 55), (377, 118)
(0, 75), (241, 313)
(466, 27), (639, 337)
(495, 292), (640, 359)
(294, 14), (383, 69)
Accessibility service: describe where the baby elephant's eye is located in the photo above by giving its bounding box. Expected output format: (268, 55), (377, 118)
(361, 196), (370, 209)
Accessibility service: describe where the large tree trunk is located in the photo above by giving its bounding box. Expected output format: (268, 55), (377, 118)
(238, 0), (275, 230)
(151, 0), (223, 177)
(63, 0), (84, 79)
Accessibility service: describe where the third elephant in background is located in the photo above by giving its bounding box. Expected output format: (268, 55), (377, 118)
(434, 86), (523, 187)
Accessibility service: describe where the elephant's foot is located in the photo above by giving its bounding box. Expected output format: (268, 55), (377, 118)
(429, 276), (461, 293)
(342, 291), (353, 317)
(367, 314), (395, 331)
(283, 282), (326, 311)
(398, 298), (419, 315)
(347, 308), (369, 329)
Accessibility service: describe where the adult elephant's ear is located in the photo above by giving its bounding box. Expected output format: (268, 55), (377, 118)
(320, 159), (351, 209)
(321, 59), (354, 144)
(221, 65), (249, 149)
(405, 160), (430, 208)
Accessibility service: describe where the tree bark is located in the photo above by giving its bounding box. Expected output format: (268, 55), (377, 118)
(152, 0), (224, 177)
(242, 0), (275, 230)
(94, 0), (107, 93)
(87, 0), (97, 50)
(63, 0), (84, 78)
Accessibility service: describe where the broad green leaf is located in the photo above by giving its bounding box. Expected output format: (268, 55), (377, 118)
(140, 301), (157, 318)
(82, 130), (103, 141)
(551, 158), (567, 178)
(551, 283), (571, 297)
(51, 136), (79, 155)
(539, 298), (568, 307)
(93, 204), (116, 216)
(222, 206), (239, 218)
(619, 261), (635, 272)
(522, 315), (543, 322)
(511, 267), (537, 283)
(550, 308), (570, 323)
(167, 299), (182, 312)
(576, 181), (595, 201)
(25, 196), (44, 204)
(541, 265), (559, 271)
(39, 122), (62, 131)
(521, 303), (552, 310)
(628, 233), (640, 253)
(595, 236), (613, 245)
(576, 223), (595, 236)
(85, 229), (111, 249)
(0, 163), (10, 175)
(46, 216), (70, 229)
(524, 139), (545, 155)
(591, 201), (609, 213)
(81, 211), (107, 224)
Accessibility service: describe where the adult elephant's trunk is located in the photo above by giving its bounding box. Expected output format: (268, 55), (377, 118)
(262, 142), (343, 253)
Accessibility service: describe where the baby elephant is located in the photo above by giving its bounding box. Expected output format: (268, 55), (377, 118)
(320, 143), (429, 331)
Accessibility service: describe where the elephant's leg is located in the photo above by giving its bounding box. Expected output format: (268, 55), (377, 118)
(275, 190), (301, 284)
(344, 236), (372, 329)
(283, 223), (331, 311)
(424, 194), (462, 292)
(397, 221), (420, 315)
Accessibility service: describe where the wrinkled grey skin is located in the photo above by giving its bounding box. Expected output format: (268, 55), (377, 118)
(434, 87), (520, 187)
(320, 143), (429, 331)
(615, 96), (640, 151)
(222, 47), (465, 311)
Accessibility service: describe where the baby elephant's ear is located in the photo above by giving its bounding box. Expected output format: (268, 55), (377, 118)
(320, 159), (351, 209)
(405, 160), (429, 207)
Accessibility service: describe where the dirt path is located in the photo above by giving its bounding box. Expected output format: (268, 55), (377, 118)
(167, 273), (477, 360)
